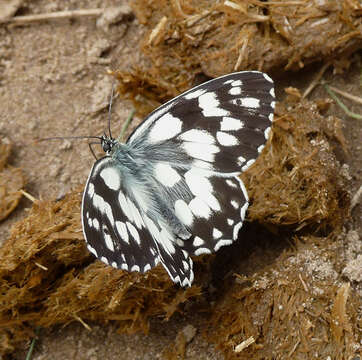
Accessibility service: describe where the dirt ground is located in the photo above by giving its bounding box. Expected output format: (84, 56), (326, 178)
(0, 0), (361, 359)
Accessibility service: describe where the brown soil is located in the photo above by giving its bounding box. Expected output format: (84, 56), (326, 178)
(0, 0), (361, 359)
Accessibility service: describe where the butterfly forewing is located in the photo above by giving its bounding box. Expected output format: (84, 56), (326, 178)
(128, 71), (275, 174)
(81, 71), (275, 286)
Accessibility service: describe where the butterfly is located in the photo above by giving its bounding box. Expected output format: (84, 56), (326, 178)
(81, 71), (275, 287)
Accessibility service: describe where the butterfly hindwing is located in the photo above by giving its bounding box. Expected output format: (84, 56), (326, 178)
(82, 156), (195, 286)
(82, 157), (160, 273)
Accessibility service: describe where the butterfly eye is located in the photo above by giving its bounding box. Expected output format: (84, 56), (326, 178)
(101, 138), (113, 154)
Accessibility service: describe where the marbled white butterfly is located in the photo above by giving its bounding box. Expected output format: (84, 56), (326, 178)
(82, 71), (275, 287)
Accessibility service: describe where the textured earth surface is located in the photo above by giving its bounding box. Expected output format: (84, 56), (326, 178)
(0, 0), (361, 359)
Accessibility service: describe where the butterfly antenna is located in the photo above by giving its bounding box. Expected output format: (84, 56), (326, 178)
(107, 82), (115, 139)
(37, 135), (103, 142)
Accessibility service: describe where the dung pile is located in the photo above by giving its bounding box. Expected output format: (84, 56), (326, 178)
(0, 0), (360, 357)
(0, 94), (353, 356)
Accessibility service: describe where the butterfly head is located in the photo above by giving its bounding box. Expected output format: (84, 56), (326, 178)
(101, 135), (117, 155)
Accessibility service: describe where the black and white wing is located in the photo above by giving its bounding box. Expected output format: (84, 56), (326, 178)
(128, 71), (275, 174)
(82, 157), (160, 274)
(82, 71), (275, 287)
(82, 156), (195, 285)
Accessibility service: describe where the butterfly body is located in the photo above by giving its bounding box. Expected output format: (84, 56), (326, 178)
(82, 71), (275, 287)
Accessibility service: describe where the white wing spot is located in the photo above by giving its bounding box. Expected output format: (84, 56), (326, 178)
(233, 222), (243, 240)
(100, 167), (120, 190)
(229, 87), (241, 95)
(173, 275), (180, 284)
(235, 177), (249, 202)
(92, 193), (104, 209)
(257, 144), (265, 153)
(182, 142), (220, 162)
(175, 199), (194, 226)
(206, 194), (221, 212)
(116, 221), (129, 244)
(195, 247), (212, 256)
(118, 192), (131, 218)
(263, 73), (273, 82)
(182, 260), (189, 271)
(227, 218), (234, 226)
(185, 168), (212, 195)
(240, 202), (248, 220)
(189, 197), (212, 219)
(226, 179), (237, 188)
(176, 239), (185, 246)
(111, 261), (117, 268)
(271, 101), (276, 109)
(104, 233), (114, 251)
(264, 126), (271, 139)
(231, 80), (243, 86)
(88, 217), (92, 227)
(100, 256), (109, 265)
(179, 129), (215, 144)
(213, 228), (222, 239)
(126, 221), (140, 245)
(104, 201), (115, 226)
(144, 264), (151, 272)
(270, 88), (275, 97)
(268, 113), (274, 122)
(231, 200), (239, 209)
(131, 265), (140, 272)
(148, 113), (183, 143)
(144, 216), (160, 240)
(216, 131), (239, 146)
(192, 159), (214, 171)
(214, 239), (233, 251)
(87, 244), (98, 257)
(242, 159), (256, 172)
(93, 194), (114, 225)
(154, 163), (181, 187)
(189, 269), (194, 283)
(182, 278), (191, 287)
(121, 263), (129, 270)
(159, 228), (176, 255)
(93, 218), (100, 230)
(184, 88), (206, 100)
(193, 236), (204, 247)
(237, 155), (246, 166)
(127, 199), (144, 229)
(198, 92), (229, 117)
(220, 117), (244, 131)
(128, 102), (173, 144)
(87, 183), (95, 197)
(240, 97), (260, 108)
